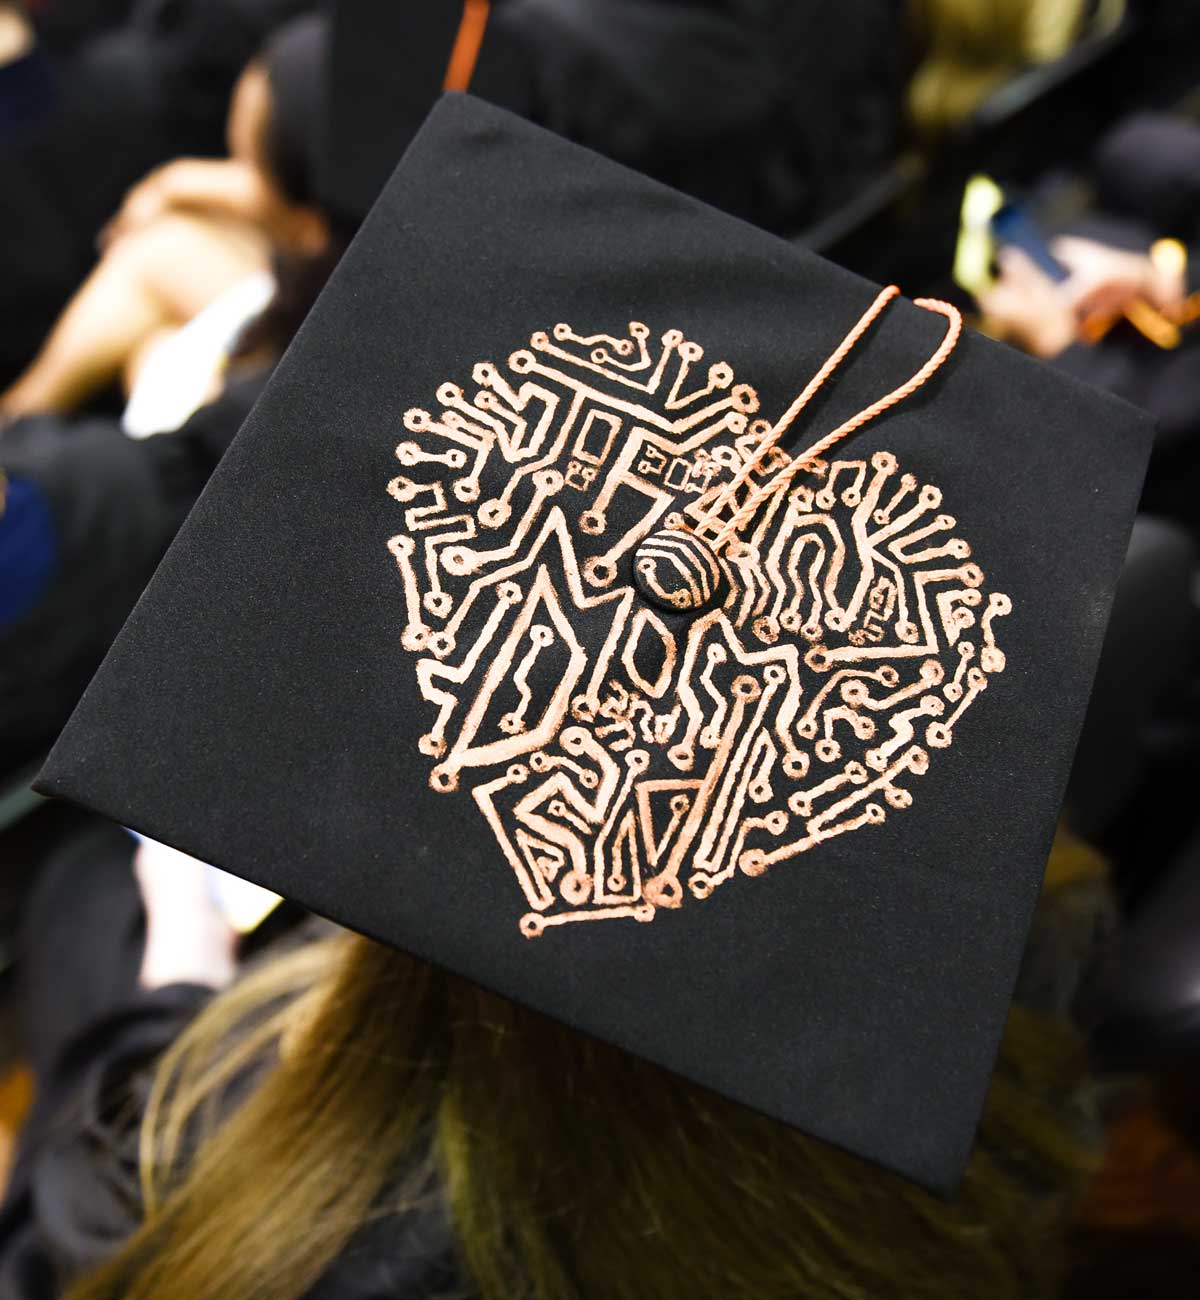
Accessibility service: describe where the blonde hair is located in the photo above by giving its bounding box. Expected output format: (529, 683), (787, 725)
(68, 930), (1097, 1300)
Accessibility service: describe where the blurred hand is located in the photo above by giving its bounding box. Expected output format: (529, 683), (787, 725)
(1051, 235), (1186, 321)
(978, 248), (1077, 358)
(100, 161), (199, 248)
(134, 838), (238, 990)
(100, 159), (277, 251)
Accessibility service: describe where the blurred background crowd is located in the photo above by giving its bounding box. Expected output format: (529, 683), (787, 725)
(1, 1), (1199, 1297)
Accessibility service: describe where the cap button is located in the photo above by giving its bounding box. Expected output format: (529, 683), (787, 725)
(632, 529), (724, 614)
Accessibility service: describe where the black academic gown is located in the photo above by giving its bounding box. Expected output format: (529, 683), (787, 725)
(0, 819), (462, 1300)
(490, 0), (906, 235)
(0, 374), (268, 768)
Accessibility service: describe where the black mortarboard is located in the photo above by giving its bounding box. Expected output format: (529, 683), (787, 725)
(38, 96), (1151, 1193)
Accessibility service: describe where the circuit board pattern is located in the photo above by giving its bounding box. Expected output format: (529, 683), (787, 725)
(386, 322), (1011, 937)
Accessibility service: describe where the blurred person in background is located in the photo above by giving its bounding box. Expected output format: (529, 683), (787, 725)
(1, 11), (331, 422)
(0, 12), (338, 766)
(479, 0), (1135, 233)
(976, 112), (1200, 535)
(979, 236), (1188, 360)
(0, 815), (1101, 1300)
(488, 0), (909, 236)
(0, 0), (313, 386)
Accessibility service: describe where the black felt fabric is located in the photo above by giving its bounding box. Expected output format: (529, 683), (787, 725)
(38, 95), (1152, 1192)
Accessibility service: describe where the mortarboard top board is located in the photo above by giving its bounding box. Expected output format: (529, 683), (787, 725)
(38, 94), (1152, 1193)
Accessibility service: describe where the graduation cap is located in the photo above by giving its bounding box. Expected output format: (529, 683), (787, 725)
(38, 95), (1152, 1193)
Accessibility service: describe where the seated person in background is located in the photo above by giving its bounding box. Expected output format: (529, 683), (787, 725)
(0, 0), (314, 387)
(976, 113), (1200, 534)
(490, 0), (907, 236)
(0, 816), (1101, 1300)
(0, 14), (337, 765)
(978, 236), (1188, 360)
(1, 11), (330, 423)
(979, 235), (1200, 536)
